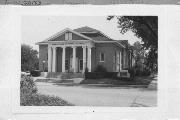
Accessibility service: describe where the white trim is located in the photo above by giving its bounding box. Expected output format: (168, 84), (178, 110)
(82, 46), (87, 73)
(48, 40), (91, 43)
(36, 42), (48, 45)
(115, 41), (125, 48)
(87, 46), (92, 72)
(37, 40), (125, 48)
(99, 52), (105, 62)
(72, 46), (77, 72)
(94, 41), (115, 43)
(94, 41), (125, 48)
(52, 47), (57, 72)
(62, 46), (66, 72)
(49, 41), (94, 48)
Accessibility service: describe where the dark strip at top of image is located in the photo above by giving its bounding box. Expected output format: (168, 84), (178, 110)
(1, 0), (180, 5)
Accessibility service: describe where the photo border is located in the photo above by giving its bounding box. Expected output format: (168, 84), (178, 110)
(11, 5), (167, 114)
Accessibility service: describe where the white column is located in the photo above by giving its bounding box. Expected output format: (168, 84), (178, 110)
(120, 51), (122, 71)
(124, 49), (126, 68)
(82, 46), (86, 73)
(72, 46), (77, 72)
(62, 46), (66, 72)
(87, 46), (92, 72)
(52, 47), (56, 72)
(48, 45), (52, 72)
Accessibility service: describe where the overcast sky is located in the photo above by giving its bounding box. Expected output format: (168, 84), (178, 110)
(22, 16), (141, 51)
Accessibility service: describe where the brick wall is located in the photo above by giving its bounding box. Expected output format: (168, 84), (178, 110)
(92, 43), (123, 72)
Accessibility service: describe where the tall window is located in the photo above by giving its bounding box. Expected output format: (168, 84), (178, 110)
(65, 60), (69, 70)
(100, 52), (105, 62)
(79, 59), (83, 71)
(65, 32), (72, 40)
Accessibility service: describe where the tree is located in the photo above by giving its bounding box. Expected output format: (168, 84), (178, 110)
(132, 41), (147, 70)
(21, 44), (39, 71)
(133, 41), (145, 62)
(107, 16), (158, 70)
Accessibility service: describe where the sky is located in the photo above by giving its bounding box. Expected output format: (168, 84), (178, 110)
(22, 16), (141, 51)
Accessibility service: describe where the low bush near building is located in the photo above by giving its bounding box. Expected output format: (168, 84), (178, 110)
(30, 70), (41, 77)
(94, 65), (107, 73)
(20, 76), (72, 106)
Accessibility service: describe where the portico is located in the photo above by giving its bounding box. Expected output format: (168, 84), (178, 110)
(48, 40), (94, 73)
(37, 27), (133, 75)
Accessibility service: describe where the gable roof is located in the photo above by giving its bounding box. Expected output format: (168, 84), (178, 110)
(74, 26), (100, 33)
(48, 28), (93, 41)
(36, 26), (129, 48)
(36, 28), (93, 44)
(74, 26), (114, 41)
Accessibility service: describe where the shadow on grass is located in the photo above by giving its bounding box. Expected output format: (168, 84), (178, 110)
(80, 76), (152, 86)
(35, 79), (74, 83)
(35, 75), (154, 89)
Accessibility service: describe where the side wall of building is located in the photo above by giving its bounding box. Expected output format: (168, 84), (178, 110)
(39, 45), (48, 71)
(91, 43), (123, 72)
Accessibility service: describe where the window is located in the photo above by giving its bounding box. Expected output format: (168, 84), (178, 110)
(69, 33), (72, 40)
(79, 59), (83, 71)
(65, 32), (72, 40)
(100, 52), (105, 62)
(65, 60), (69, 70)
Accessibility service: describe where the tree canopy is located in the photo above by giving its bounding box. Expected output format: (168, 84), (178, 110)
(21, 44), (39, 71)
(107, 16), (158, 69)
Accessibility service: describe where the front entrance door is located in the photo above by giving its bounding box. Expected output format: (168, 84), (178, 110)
(70, 57), (78, 72)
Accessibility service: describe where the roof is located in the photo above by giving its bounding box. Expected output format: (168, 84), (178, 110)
(117, 40), (128, 47)
(74, 26), (114, 41)
(36, 26), (129, 48)
(74, 26), (100, 33)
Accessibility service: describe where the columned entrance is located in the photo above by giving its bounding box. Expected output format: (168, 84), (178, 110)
(48, 41), (94, 73)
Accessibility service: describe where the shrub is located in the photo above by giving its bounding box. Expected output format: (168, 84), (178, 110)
(94, 65), (107, 73)
(85, 72), (103, 79)
(84, 72), (118, 79)
(21, 93), (72, 106)
(30, 70), (41, 77)
(20, 76), (37, 96)
(85, 67), (89, 73)
(141, 70), (151, 76)
(20, 76), (72, 106)
(116, 77), (133, 81)
(104, 72), (118, 78)
(128, 68), (135, 79)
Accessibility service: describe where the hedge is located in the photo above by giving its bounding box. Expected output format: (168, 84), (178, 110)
(30, 70), (41, 77)
(85, 72), (120, 79)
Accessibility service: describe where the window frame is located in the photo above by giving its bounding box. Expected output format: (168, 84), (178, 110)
(65, 32), (72, 40)
(65, 33), (69, 40)
(99, 52), (105, 62)
(65, 59), (69, 70)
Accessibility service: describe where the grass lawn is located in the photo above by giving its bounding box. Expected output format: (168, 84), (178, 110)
(80, 76), (153, 86)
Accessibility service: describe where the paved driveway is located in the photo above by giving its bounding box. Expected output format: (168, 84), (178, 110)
(36, 82), (157, 107)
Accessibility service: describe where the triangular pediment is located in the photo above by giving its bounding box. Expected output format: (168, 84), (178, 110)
(46, 28), (93, 42)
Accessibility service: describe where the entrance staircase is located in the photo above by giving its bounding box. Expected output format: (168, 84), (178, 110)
(46, 72), (84, 80)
